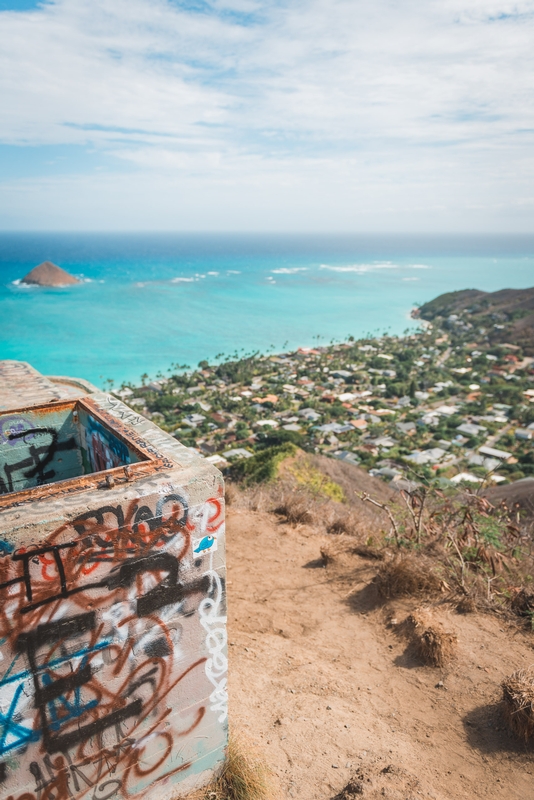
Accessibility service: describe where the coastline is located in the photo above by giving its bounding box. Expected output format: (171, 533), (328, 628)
(3, 233), (534, 387)
(116, 292), (534, 491)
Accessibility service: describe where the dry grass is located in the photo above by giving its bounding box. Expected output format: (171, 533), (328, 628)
(502, 667), (534, 742)
(351, 544), (386, 561)
(327, 518), (352, 535)
(403, 610), (457, 667)
(456, 595), (478, 614)
(184, 734), (276, 800)
(326, 511), (361, 537)
(510, 588), (534, 618)
(273, 490), (315, 526)
(374, 554), (443, 599)
(319, 545), (335, 566)
(225, 482), (240, 507)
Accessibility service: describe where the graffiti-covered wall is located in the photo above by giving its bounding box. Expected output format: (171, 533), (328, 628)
(0, 406), (83, 495)
(0, 404), (142, 496)
(0, 392), (227, 800)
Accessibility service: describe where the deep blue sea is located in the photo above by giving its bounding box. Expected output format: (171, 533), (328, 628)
(1, 233), (533, 389)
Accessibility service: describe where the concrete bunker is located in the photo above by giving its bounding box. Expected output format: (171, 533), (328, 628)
(0, 398), (146, 497)
(0, 361), (228, 800)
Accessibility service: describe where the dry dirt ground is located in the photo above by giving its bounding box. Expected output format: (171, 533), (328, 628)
(226, 506), (534, 800)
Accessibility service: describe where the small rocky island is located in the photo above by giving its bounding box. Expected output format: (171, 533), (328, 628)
(21, 261), (80, 287)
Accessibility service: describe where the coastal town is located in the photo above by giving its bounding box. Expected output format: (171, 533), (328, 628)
(115, 291), (534, 491)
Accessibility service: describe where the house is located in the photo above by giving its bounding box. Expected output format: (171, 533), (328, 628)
(333, 451), (361, 465)
(457, 422), (487, 437)
(369, 467), (402, 480)
(406, 448), (446, 465)
(184, 413), (206, 427)
(451, 472), (482, 484)
(331, 369), (352, 379)
(115, 387), (133, 399)
(350, 419), (368, 431)
(299, 408), (321, 422)
(364, 436), (396, 449)
(478, 445), (512, 461)
(435, 405), (458, 417)
(468, 454), (501, 471)
(395, 396), (411, 409)
(515, 428), (533, 440)
(396, 421), (416, 434)
(252, 394), (279, 404)
(222, 448), (254, 459)
(315, 422), (353, 434)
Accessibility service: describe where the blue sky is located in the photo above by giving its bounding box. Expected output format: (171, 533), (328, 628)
(0, 0), (533, 231)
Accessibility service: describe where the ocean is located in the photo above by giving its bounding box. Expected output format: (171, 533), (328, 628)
(0, 233), (533, 389)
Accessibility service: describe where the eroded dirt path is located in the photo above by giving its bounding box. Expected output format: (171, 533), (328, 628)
(226, 507), (534, 800)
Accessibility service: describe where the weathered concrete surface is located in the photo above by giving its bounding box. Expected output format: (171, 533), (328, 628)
(0, 361), (66, 411)
(0, 371), (227, 800)
(0, 361), (96, 412)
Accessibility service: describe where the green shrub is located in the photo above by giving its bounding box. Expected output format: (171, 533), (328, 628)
(228, 443), (296, 486)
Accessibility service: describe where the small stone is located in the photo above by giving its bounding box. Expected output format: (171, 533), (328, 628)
(326, 705), (332, 710)
(332, 764), (339, 769)
(435, 681), (444, 689)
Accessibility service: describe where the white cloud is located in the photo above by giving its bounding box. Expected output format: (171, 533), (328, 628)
(0, 0), (533, 229)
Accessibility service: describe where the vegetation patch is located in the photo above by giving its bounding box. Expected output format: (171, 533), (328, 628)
(273, 490), (315, 526)
(502, 667), (534, 742)
(228, 443), (296, 486)
(375, 555), (443, 599)
(286, 458), (345, 502)
(185, 734), (275, 800)
(402, 610), (457, 667)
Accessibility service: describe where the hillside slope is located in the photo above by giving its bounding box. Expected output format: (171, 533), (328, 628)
(417, 287), (534, 353)
(226, 505), (534, 800)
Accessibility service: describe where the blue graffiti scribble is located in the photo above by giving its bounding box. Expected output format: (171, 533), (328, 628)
(42, 655), (98, 733)
(0, 639), (111, 756)
(0, 540), (14, 555)
(194, 536), (214, 554)
(0, 682), (41, 756)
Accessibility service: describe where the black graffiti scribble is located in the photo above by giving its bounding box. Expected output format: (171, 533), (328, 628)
(1, 534), (207, 619)
(103, 551), (210, 617)
(17, 611), (142, 755)
(0, 427), (78, 495)
(0, 493), (193, 614)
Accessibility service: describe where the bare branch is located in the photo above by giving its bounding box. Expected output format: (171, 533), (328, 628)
(358, 492), (401, 548)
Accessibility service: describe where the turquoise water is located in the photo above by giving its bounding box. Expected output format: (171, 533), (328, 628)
(0, 233), (533, 388)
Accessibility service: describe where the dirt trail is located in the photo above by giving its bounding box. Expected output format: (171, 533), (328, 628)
(226, 507), (534, 799)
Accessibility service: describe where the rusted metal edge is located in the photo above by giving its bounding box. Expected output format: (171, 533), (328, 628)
(0, 397), (175, 510)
